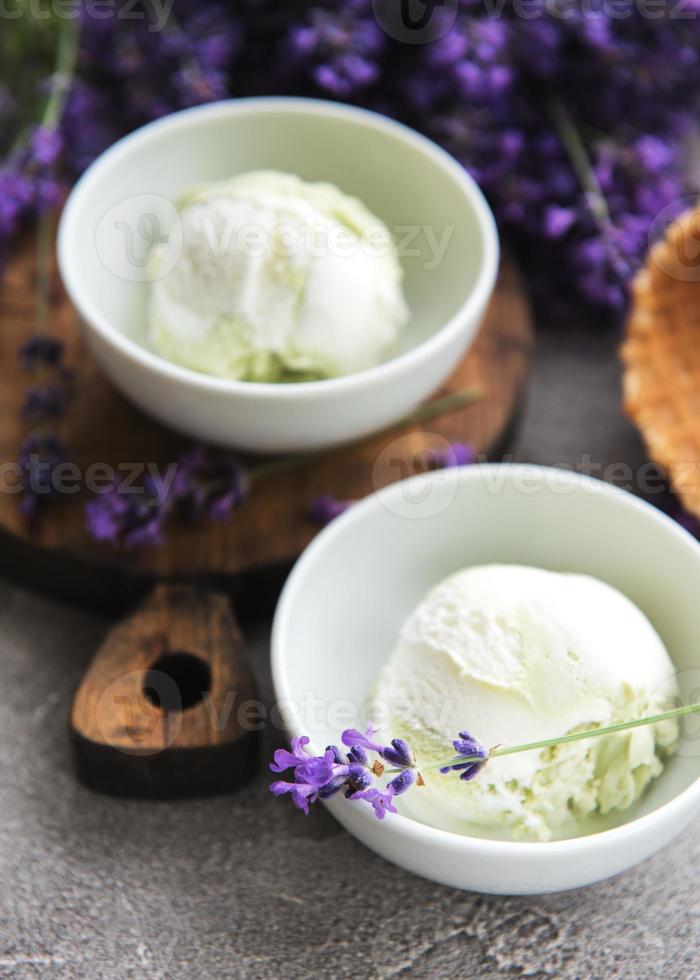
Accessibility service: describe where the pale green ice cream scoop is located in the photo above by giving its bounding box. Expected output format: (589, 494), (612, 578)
(373, 564), (679, 842)
(149, 170), (409, 382)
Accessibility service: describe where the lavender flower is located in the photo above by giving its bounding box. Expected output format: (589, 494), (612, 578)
(19, 335), (64, 371)
(308, 494), (354, 526)
(18, 432), (69, 519)
(17, 329), (72, 521)
(341, 726), (418, 774)
(346, 744), (369, 767)
(346, 786), (398, 820)
(85, 478), (169, 550)
(267, 726), (475, 817)
(380, 738), (415, 769)
(387, 769), (416, 795)
(269, 761), (331, 815)
(30, 126), (63, 168)
(269, 738), (374, 815)
(286, 3), (385, 99)
(341, 724), (385, 756)
(84, 447), (248, 550)
(21, 384), (69, 421)
(440, 731), (489, 781)
(3, 6), (700, 318)
(431, 442), (476, 470)
(172, 447), (248, 523)
(270, 734), (315, 773)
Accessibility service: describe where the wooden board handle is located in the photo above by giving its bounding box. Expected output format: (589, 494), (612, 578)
(70, 584), (260, 798)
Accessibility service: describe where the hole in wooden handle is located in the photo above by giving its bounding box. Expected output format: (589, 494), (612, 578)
(143, 652), (211, 712)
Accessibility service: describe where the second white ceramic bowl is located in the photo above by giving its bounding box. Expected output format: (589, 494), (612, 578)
(58, 98), (498, 453)
(272, 465), (700, 894)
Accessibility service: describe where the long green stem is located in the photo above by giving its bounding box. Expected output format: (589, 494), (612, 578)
(42, 16), (80, 129)
(34, 17), (80, 335)
(385, 701), (700, 776)
(546, 94), (613, 233)
(493, 701), (698, 758)
(248, 386), (483, 484)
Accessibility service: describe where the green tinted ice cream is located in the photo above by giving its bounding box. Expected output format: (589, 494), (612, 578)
(373, 565), (679, 842)
(149, 171), (409, 382)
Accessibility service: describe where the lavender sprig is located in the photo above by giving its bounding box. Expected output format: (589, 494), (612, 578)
(84, 388), (482, 549)
(270, 701), (700, 821)
(85, 477), (170, 550)
(15, 16), (80, 521)
(84, 447), (249, 549)
(269, 727), (419, 820)
(2, 9), (700, 314)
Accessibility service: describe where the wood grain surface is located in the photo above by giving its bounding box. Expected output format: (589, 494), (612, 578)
(0, 235), (533, 608)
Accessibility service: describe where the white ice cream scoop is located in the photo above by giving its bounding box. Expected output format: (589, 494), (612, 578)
(373, 564), (679, 841)
(149, 170), (409, 382)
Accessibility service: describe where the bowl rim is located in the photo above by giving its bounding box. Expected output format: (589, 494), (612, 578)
(57, 96), (499, 402)
(271, 462), (700, 856)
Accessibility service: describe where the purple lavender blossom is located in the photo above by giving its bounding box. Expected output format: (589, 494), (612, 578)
(347, 786), (398, 820)
(341, 724), (384, 756)
(286, 3), (384, 99)
(544, 205), (577, 239)
(387, 769), (416, 795)
(18, 433), (69, 519)
(19, 335), (64, 371)
(270, 735), (315, 773)
(269, 776), (323, 815)
(271, 724), (491, 819)
(321, 763), (373, 800)
(4, 6), (699, 317)
(85, 479), (169, 550)
(30, 127), (63, 168)
(380, 738), (415, 769)
(84, 447), (248, 550)
(21, 384), (69, 421)
(308, 494), (354, 526)
(342, 727), (416, 769)
(432, 442), (476, 470)
(440, 731), (489, 781)
(269, 738), (374, 815)
(172, 447), (248, 523)
(346, 744), (369, 767)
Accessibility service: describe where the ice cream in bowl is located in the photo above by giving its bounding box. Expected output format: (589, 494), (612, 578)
(271, 464), (700, 894)
(58, 98), (498, 452)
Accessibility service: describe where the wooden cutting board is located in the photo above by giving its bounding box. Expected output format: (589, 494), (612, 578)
(0, 238), (533, 616)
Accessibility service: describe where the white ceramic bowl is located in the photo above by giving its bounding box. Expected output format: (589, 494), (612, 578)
(58, 98), (498, 453)
(272, 464), (700, 894)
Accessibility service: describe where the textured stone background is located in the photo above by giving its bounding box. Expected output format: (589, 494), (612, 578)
(1, 323), (698, 979)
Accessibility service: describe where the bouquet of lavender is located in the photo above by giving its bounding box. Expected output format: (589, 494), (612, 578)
(2, 1), (699, 312)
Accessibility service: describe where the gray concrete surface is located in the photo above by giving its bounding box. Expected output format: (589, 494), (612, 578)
(1, 322), (697, 979)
